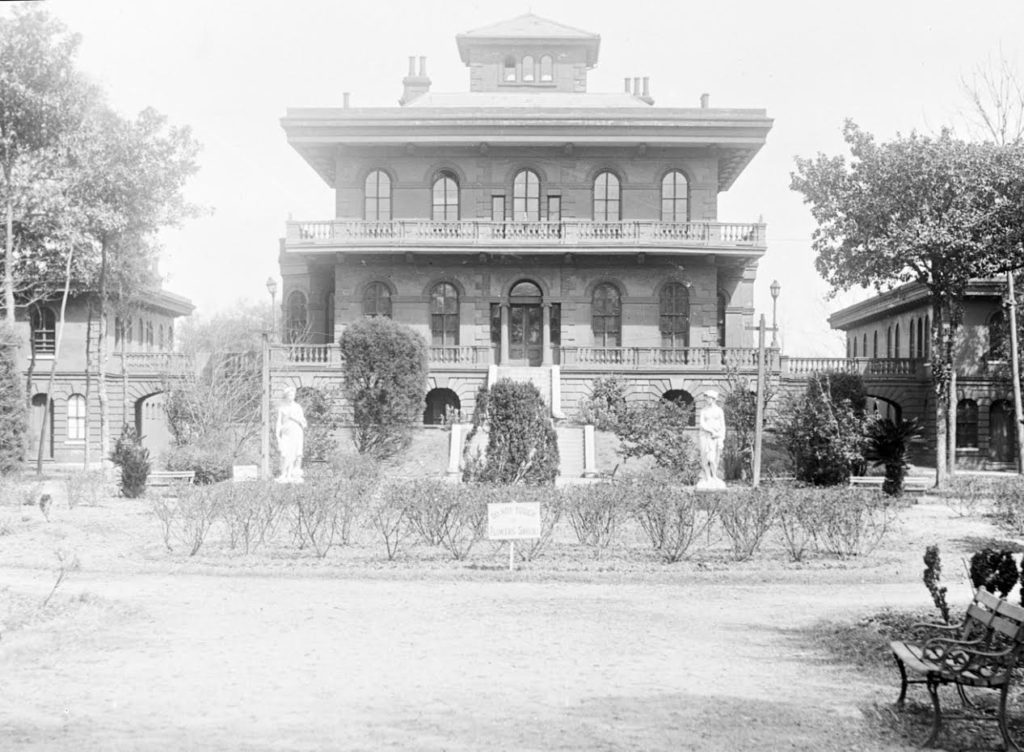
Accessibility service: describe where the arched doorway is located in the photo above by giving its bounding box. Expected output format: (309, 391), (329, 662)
(867, 395), (902, 423)
(135, 392), (172, 458)
(423, 388), (461, 425)
(662, 389), (696, 427)
(989, 400), (1017, 464)
(508, 280), (543, 366)
(27, 393), (54, 460)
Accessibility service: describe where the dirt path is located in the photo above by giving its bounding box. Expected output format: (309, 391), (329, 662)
(1, 570), (924, 751)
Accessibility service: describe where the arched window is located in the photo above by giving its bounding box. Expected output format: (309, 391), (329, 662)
(285, 291), (309, 343)
(862, 333), (867, 358)
(660, 282), (690, 348)
(325, 291), (335, 343)
(852, 336), (858, 358)
(521, 55), (535, 82)
(717, 291), (728, 347)
(512, 169), (540, 221)
(872, 330), (878, 358)
(895, 324), (900, 358)
(591, 283), (622, 347)
(67, 394), (86, 441)
(30, 306), (56, 355)
(988, 310), (1009, 360)
(503, 56), (517, 82)
(432, 171), (459, 221)
(430, 282), (459, 346)
(146, 321), (154, 351)
(917, 318), (924, 358)
(539, 55), (553, 82)
(362, 282), (392, 318)
(158, 325), (165, 350)
(847, 338), (852, 359)
(661, 170), (689, 222)
(924, 315), (930, 358)
(956, 398), (979, 449)
(990, 400), (1018, 462)
(909, 318), (915, 359)
(593, 171), (621, 221)
(886, 326), (892, 358)
(364, 170), (391, 220)
(168, 322), (174, 350)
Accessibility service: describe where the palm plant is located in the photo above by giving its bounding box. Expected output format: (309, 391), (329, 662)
(864, 417), (921, 496)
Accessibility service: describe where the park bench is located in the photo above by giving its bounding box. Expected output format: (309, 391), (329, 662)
(849, 475), (930, 493)
(890, 588), (1024, 749)
(146, 470), (195, 488)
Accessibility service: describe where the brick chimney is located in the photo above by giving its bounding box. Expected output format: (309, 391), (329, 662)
(399, 56), (431, 106)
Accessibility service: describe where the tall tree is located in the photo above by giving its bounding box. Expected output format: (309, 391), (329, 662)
(72, 105), (200, 465)
(791, 122), (1024, 487)
(961, 53), (1024, 146)
(0, 8), (90, 324)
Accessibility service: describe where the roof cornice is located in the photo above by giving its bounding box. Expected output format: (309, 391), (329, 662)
(827, 279), (1005, 330)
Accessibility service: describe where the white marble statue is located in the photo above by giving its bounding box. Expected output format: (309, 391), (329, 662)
(275, 386), (308, 483)
(696, 389), (727, 490)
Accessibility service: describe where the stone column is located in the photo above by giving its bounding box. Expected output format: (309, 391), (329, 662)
(542, 303), (552, 366)
(499, 304), (510, 365)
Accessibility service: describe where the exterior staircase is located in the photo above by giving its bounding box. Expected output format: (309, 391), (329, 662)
(491, 365), (552, 408)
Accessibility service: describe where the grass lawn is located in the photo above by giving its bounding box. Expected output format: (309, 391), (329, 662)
(1, 472), (1019, 751)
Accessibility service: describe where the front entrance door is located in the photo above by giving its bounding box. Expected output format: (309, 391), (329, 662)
(990, 400), (1017, 464)
(509, 304), (542, 366)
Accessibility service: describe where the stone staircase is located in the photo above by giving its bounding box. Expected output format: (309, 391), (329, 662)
(491, 365), (552, 408)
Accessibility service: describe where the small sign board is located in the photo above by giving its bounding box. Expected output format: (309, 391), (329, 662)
(232, 465), (259, 482)
(487, 502), (541, 540)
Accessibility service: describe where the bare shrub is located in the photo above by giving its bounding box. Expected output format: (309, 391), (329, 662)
(218, 482), (267, 554)
(369, 481), (414, 560)
(151, 497), (178, 552)
(64, 470), (107, 508)
(630, 474), (718, 563)
(404, 479), (457, 546)
(565, 482), (629, 551)
(718, 488), (778, 561)
(438, 484), (488, 561)
(175, 486), (222, 556)
(814, 487), (897, 558)
(941, 475), (995, 518)
(991, 477), (1024, 535)
(776, 486), (822, 562)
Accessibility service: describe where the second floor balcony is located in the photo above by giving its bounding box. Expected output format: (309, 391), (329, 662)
(285, 219), (767, 255)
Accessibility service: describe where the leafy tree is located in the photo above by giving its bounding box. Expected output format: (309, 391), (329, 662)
(111, 424), (150, 498)
(776, 372), (869, 486)
(791, 122), (1024, 487)
(340, 317), (428, 456)
(0, 322), (26, 473)
(470, 379), (559, 485)
(575, 375), (629, 431)
(0, 8), (92, 325)
(295, 386), (339, 463)
(616, 398), (700, 483)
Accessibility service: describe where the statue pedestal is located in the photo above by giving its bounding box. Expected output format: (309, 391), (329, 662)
(695, 476), (727, 491)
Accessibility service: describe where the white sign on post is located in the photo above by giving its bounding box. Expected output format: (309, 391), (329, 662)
(487, 502), (541, 571)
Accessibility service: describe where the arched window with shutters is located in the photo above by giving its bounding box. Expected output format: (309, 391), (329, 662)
(863, 333), (867, 358)
(591, 283), (621, 347)
(364, 170), (391, 220)
(521, 55), (535, 82)
(956, 398), (979, 449)
(661, 170), (689, 222)
(873, 330), (878, 358)
(593, 171), (621, 221)
(430, 282), (459, 346)
(362, 282), (392, 318)
(67, 393), (86, 441)
(432, 171), (459, 220)
(895, 324), (900, 357)
(512, 169), (540, 221)
(886, 326), (892, 358)
(853, 336), (858, 358)
(660, 282), (690, 348)
(503, 56), (517, 82)
(285, 291), (308, 343)
(539, 55), (553, 82)
(31, 306), (56, 355)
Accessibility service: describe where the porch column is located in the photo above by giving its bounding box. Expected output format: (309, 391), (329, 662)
(542, 303), (552, 366)
(500, 303), (509, 365)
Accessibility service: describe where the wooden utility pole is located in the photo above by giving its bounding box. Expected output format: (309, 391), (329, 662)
(1006, 272), (1024, 474)
(948, 368), (957, 478)
(261, 332), (270, 479)
(752, 314), (767, 488)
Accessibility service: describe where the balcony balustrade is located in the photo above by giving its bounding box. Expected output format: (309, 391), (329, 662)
(286, 219), (766, 252)
(779, 357), (926, 378)
(116, 351), (193, 374)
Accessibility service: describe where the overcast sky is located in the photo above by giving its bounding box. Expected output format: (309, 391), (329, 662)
(19, 0), (1024, 355)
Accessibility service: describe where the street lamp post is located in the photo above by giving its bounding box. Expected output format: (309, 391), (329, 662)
(770, 279), (781, 348)
(266, 277), (278, 342)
